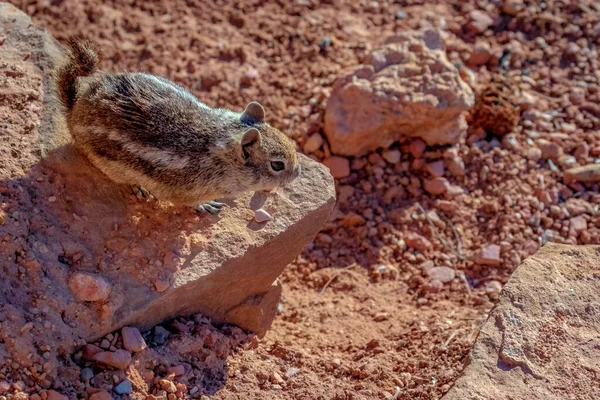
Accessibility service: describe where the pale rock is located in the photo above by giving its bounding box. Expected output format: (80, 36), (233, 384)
(47, 391), (67, 400)
(254, 209), (272, 223)
(475, 245), (501, 265)
(527, 147), (543, 161)
(303, 133), (324, 153)
(442, 244), (600, 400)
(324, 29), (474, 156)
(410, 139), (427, 158)
(469, 41), (491, 65)
(564, 164), (600, 184)
(159, 379), (177, 394)
(0, 382), (9, 394)
(382, 149), (401, 163)
(322, 156), (350, 178)
(405, 232), (432, 251)
(446, 156), (466, 177)
(569, 216), (587, 236)
(426, 267), (456, 283)
(423, 177), (449, 195)
(425, 160), (445, 177)
(121, 327), (147, 353)
(564, 198), (593, 216)
(484, 280), (503, 293)
(467, 10), (494, 33)
(93, 350), (132, 370)
(68, 272), (111, 302)
(502, 0), (523, 16)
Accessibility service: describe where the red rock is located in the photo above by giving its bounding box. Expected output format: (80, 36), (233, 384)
(468, 42), (491, 65)
(446, 156), (465, 177)
(93, 349), (132, 370)
(89, 391), (113, 400)
(467, 10), (493, 33)
(564, 164), (600, 184)
(573, 142), (589, 159)
(476, 245), (501, 265)
(569, 216), (587, 236)
(303, 133), (324, 153)
(82, 344), (103, 361)
(153, 279), (169, 292)
(423, 177), (449, 195)
(382, 149), (401, 163)
(426, 160), (445, 177)
(167, 365), (186, 376)
(536, 139), (563, 160)
(426, 266), (456, 283)
(565, 198), (593, 216)
(47, 391), (67, 400)
(68, 272), (111, 302)
(405, 232), (432, 251)
(410, 139), (427, 158)
(121, 327), (147, 353)
(322, 156), (350, 178)
(502, 0), (523, 15)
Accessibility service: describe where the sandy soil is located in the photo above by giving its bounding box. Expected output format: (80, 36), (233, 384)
(4, 0), (600, 399)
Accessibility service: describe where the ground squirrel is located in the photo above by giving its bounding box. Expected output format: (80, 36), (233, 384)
(54, 38), (301, 213)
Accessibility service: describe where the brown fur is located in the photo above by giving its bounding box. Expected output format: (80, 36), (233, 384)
(54, 38), (300, 207)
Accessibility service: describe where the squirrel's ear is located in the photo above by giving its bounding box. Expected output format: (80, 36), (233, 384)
(241, 102), (265, 124)
(240, 128), (261, 160)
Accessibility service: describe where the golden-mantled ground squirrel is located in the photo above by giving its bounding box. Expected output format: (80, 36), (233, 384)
(54, 39), (301, 213)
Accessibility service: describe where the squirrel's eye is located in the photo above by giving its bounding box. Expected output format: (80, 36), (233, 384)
(270, 161), (285, 172)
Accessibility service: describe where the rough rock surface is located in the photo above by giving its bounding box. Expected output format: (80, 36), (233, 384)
(324, 29), (474, 156)
(0, 1), (334, 388)
(443, 243), (600, 400)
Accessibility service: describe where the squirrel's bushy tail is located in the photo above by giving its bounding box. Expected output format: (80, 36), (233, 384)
(55, 38), (102, 110)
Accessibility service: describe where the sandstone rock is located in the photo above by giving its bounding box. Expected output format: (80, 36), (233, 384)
(254, 208), (272, 223)
(536, 139), (563, 160)
(121, 327), (147, 353)
(564, 163), (600, 184)
(467, 10), (494, 34)
(426, 267), (455, 283)
(423, 177), (449, 195)
(468, 41), (492, 65)
(94, 350), (132, 370)
(475, 244), (501, 265)
(569, 216), (587, 236)
(68, 272), (112, 302)
(322, 156), (350, 178)
(442, 244), (600, 400)
(0, 4), (335, 356)
(324, 29), (474, 156)
(405, 232), (432, 251)
(303, 133), (324, 153)
(89, 391), (113, 400)
(47, 391), (67, 400)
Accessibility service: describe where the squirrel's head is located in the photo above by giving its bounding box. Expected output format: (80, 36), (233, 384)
(234, 102), (301, 192)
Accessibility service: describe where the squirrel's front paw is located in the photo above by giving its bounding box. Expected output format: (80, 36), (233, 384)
(195, 201), (229, 214)
(132, 185), (154, 200)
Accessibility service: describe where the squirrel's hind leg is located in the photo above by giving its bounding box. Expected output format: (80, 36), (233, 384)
(195, 201), (229, 214)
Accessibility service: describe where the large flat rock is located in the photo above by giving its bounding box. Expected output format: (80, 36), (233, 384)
(442, 243), (600, 400)
(0, 3), (335, 386)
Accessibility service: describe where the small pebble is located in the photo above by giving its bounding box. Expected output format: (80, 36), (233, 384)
(255, 208), (272, 223)
(114, 380), (133, 395)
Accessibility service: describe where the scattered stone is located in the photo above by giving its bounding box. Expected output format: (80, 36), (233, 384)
(536, 139), (563, 160)
(153, 326), (170, 345)
(526, 147), (542, 161)
(285, 367), (300, 379)
(93, 350), (132, 370)
(122, 327), (147, 353)
(81, 368), (94, 381)
(382, 149), (401, 163)
(303, 133), (324, 153)
(373, 312), (390, 322)
(447, 156), (466, 177)
(255, 209), (272, 223)
(424, 177), (449, 195)
(475, 245), (501, 265)
(46, 391), (67, 400)
(467, 10), (493, 34)
(100, 339), (110, 349)
(159, 379), (177, 394)
(502, 0), (523, 16)
(569, 216), (587, 236)
(167, 365), (185, 376)
(425, 160), (445, 177)
(405, 232), (432, 251)
(0, 382), (9, 394)
(114, 380), (133, 395)
(426, 267), (456, 283)
(484, 280), (503, 293)
(153, 279), (169, 292)
(410, 139), (427, 158)
(564, 164), (600, 184)
(469, 41), (491, 65)
(270, 372), (285, 385)
(68, 272), (112, 302)
(240, 68), (259, 86)
(83, 344), (103, 361)
(89, 391), (113, 400)
(322, 156), (350, 178)
(565, 198), (593, 216)
(324, 29), (474, 156)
